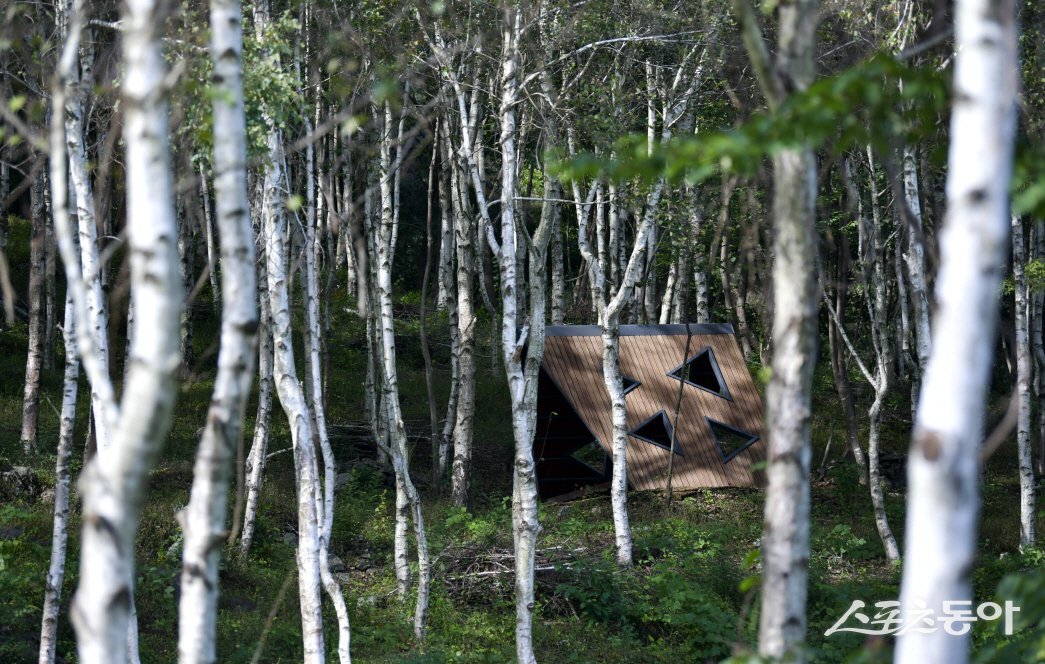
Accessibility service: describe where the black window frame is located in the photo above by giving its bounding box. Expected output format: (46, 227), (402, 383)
(628, 410), (684, 456)
(666, 346), (732, 401)
(705, 417), (759, 464)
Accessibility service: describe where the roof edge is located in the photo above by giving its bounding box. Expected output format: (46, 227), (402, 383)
(545, 323), (736, 337)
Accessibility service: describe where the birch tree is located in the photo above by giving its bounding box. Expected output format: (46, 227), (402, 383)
(1012, 214), (1037, 549)
(177, 0), (260, 659)
(824, 154), (900, 563)
(250, 3), (328, 660)
(371, 96), (431, 641)
(61, 0), (184, 659)
(897, 0), (1020, 661)
(732, 0), (819, 659)
(19, 169), (45, 453)
(38, 296), (78, 664)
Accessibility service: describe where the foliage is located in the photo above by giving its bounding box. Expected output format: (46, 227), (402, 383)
(555, 53), (948, 184)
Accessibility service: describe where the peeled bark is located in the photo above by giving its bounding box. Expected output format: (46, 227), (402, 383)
(177, 0), (260, 658)
(897, 1), (1018, 661)
(68, 0), (184, 659)
(38, 294), (78, 664)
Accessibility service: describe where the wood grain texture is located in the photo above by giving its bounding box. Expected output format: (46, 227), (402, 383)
(539, 327), (766, 492)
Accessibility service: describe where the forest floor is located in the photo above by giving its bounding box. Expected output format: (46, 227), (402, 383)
(1, 216), (1043, 663)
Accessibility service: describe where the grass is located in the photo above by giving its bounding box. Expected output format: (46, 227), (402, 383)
(1, 214), (1043, 662)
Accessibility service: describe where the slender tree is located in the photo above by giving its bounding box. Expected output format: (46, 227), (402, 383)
(65, 0), (184, 659)
(897, 0), (1019, 661)
(177, 0), (260, 659)
(732, 0), (820, 659)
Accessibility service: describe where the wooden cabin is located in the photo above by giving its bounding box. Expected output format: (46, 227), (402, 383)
(535, 324), (766, 498)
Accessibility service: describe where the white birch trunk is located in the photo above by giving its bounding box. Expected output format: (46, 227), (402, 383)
(261, 131), (326, 662)
(39, 293), (78, 664)
(1011, 214), (1035, 549)
(434, 126), (458, 483)
(303, 99), (352, 663)
(252, 4), (325, 660)
(199, 163), (220, 314)
(897, 1), (1018, 660)
(65, 0), (114, 459)
(20, 170), (45, 452)
(177, 0), (259, 658)
(731, 0), (821, 658)
(375, 100), (431, 640)
(68, 0), (184, 659)
(902, 145), (932, 373)
(239, 219), (273, 559)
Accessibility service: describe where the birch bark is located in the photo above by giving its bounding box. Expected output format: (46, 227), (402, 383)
(239, 226), (273, 559)
(67, 0), (184, 659)
(177, 0), (259, 659)
(1011, 213), (1035, 549)
(253, 3), (325, 659)
(897, 1), (1019, 660)
(374, 100), (432, 641)
(731, 0), (819, 659)
(20, 170), (45, 453)
(38, 294), (78, 664)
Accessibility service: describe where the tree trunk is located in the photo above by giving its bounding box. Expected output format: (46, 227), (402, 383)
(252, 4), (325, 660)
(375, 99), (431, 640)
(449, 126), (477, 508)
(731, 0), (820, 659)
(1033, 219), (1045, 476)
(66, 0), (184, 658)
(261, 130), (326, 663)
(38, 294), (78, 664)
(199, 163), (221, 315)
(65, 0), (114, 460)
(1011, 214), (1036, 549)
(177, 0), (260, 658)
(897, 1), (1018, 661)
(239, 215), (273, 559)
(902, 144), (932, 373)
(20, 169), (45, 453)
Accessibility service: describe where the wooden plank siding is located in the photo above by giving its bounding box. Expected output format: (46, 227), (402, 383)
(537, 325), (766, 494)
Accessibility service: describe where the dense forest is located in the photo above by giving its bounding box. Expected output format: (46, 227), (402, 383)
(0, 0), (1043, 662)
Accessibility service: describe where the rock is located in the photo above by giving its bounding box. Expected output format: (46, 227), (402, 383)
(0, 465), (41, 502)
(39, 487), (55, 504)
(334, 473), (351, 492)
(334, 572), (352, 585)
(327, 554), (347, 573)
(282, 530), (297, 546)
(0, 526), (23, 541)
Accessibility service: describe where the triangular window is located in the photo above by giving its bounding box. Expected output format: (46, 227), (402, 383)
(668, 347), (731, 400)
(569, 440), (610, 475)
(706, 418), (758, 463)
(599, 366), (641, 395)
(628, 410), (683, 455)
(622, 374), (640, 395)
